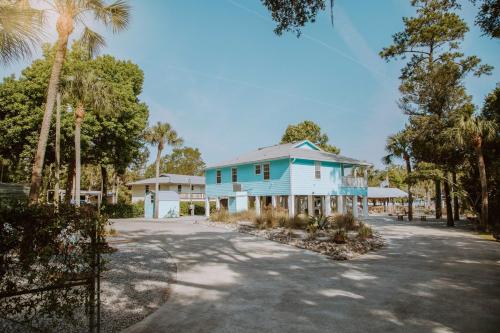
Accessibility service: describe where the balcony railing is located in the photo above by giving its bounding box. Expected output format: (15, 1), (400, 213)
(341, 176), (367, 188)
(179, 193), (205, 200)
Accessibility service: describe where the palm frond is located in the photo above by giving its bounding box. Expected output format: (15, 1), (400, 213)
(87, 0), (130, 33)
(0, 2), (45, 64)
(80, 26), (106, 57)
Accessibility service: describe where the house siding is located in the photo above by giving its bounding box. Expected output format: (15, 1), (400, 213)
(291, 159), (342, 195)
(205, 158), (291, 197)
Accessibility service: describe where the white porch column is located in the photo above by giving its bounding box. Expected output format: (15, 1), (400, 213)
(353, 195), (359, 218)
(324, 195), (331, 216)
(307, 195), (314, 216)
(271, 195), (277, 209)
(288, 195), (295, 217)
(205, 197), (210, 217)
(255, 196), (261, 216)
(337, 195), (344, 214)
(363, 195), (368, 218)
(215, 197), (220, 210)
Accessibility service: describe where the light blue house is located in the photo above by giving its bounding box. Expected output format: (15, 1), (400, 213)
(204, 140), (372, 218)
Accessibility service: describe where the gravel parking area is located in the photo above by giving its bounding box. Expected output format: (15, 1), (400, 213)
(0, 230), (176, 333)
(98, 236), (176, 333)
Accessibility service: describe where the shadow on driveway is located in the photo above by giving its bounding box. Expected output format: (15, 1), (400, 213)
(112, 217), (500, 333)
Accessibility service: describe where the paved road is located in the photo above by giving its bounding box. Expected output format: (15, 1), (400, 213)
(113, 217), (500, 333)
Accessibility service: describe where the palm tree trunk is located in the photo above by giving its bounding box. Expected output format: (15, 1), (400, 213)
(435, 179), (442, 219)
(101, 165), (108, 205)
(65, 158), (75, 205)
(452, 171), (459, 221)
(154, 147), (162, 219)
(54, 92), (61, 207)
(405, 157), (413, 221)
(74, 107), (84, 207)
(444, 173), (454, 227)
(28, 31), (70, 203)
(475, 141), (489, 230)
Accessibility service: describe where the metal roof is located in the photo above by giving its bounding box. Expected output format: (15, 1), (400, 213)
(157, 191), (180, 201)
(128, 173), (205, 186)
(206, 140), (372, 169)
(368, 187), (408, 198)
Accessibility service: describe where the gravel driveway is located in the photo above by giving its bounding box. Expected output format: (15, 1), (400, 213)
(113, 216), (500, 333)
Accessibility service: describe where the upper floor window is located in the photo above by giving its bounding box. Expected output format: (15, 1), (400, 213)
(232, 167), (238, 182)
(263, 163), (270, 180)
(216, 169), (221, 184)
(255, 164), (261, 175)
(191, 185), (195, 191)
(177, 184), (182, 193)
(145, 185), (150, 192)
(315, 161), (321, 179)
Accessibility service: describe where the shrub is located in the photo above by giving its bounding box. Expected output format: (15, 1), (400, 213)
(180, 201), (211, 215)
(332, 229), (347, 244)
(308, 215), (331, 231)
(0, 201), (109, 330)
(253, 208), (289, 229)
(288, 214), (309, 229)
(357, 223), (373, 239)
(101, 201), (144, 218)
(331, 212), (358, 231)
(209, 208), (231, 222)
(306, 223), (318, 239)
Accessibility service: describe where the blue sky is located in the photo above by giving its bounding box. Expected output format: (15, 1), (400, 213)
(1, 0), (499, 168)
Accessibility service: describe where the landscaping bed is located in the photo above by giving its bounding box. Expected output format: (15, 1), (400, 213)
(204, 210), (385, 260)
(237, 224), (384, 260)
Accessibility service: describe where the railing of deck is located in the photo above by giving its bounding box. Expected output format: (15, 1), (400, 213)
(179, 193), (205, 200)
(341, 176), (367, 187)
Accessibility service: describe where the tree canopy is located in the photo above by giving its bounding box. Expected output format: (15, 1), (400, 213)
(144, 147), (205, 177)
(0, 43), (149, 185)
(280, 120), (340, 154)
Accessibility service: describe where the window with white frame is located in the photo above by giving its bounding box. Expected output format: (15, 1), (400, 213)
(232, 167), (238, 182)
(255, 164), (261, 175)
(263, 163), (270, 180)
(177, 184), (182, 193)
(315, 161), (321, 179)
(216, 169), (221, 184)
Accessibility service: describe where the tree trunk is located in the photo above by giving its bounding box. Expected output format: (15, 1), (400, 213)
(65, 158), (75, 205)
(435, 179), (442, 219)
(405, 156), (413, 221)
(54, 92), (61, 207)
(475, 141), (489, 230)
(154, 147), (162, 219)
(28, 28), (71, 203)
(74, 104), (84, 207)
(74, 124), (81, 207)
(452, 171), (459, 221)
(101, 165), (108, 205)
(444, 173), (454, 227)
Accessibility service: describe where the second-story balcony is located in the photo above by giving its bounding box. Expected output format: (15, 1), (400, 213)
(341, 176), (367, 188)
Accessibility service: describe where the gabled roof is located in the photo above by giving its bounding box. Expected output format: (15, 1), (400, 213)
(206, 140), (372, 169)
(128, 173), (205, 186)
(368, 187), (408, 198)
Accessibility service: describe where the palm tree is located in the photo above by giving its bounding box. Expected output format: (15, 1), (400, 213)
(62, 70), (114, 207)
(145, 122), (183, 219)
(0, 0), (44, 64)
(28, 0), (130, 203)
(451, 114), (496, 229)
(383, 130), (414, 221)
